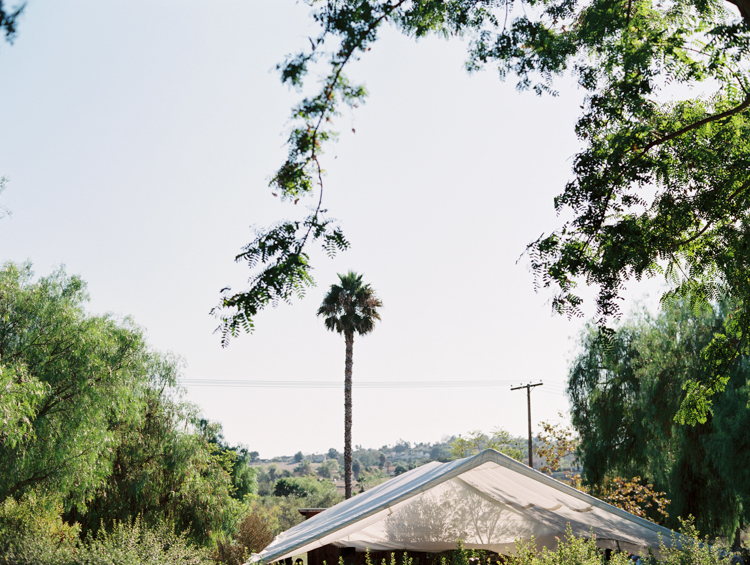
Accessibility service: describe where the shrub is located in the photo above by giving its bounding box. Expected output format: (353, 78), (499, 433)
(660, 518), (733, 565)
(0, 496), (211, 565)
(0, 493), (79, 565)
(76, 518), (211, 565)
(212, 512), (275, 565)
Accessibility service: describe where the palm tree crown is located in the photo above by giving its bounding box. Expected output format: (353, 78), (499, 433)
(316, 272), (382, 338)
(317, 271), (382, 499)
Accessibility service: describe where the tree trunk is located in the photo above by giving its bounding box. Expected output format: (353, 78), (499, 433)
(344, 332), (354, 499)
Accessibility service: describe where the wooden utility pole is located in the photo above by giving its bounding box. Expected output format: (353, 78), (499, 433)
(511, 382), (543, 468)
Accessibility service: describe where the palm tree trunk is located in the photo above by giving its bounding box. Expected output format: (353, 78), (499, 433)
(344, 332), (354, 499)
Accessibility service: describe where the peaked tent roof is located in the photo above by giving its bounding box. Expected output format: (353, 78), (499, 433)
(253, 450), (677, 563)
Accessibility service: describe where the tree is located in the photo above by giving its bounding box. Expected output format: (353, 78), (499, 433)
(0, 362), (45, 450)
(316, 459), (338, 479)
(450, 429), (524, 461)
(0, 263), (151, 505)
(317, 271), (383, 498)
(0, 262), (241, 545)
(272, 476), (339, 502)
(393, 439), (411, 453)
(568, 299), (750, 537)
(293, 451), (304, 463)
(66, 386), (240, 544)
(212, 0), (750, 427)
(267, 463), (279, 481)
(195, 419), (259, 501)
(294, 459), (314, 476)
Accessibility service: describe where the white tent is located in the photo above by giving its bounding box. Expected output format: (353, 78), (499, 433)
(253, 450), (677, 563)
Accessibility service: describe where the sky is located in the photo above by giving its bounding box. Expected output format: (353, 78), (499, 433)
(0, 0), (662, 458)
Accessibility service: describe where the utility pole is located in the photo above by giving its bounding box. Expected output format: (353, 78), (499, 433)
(511, 382), (543, 468)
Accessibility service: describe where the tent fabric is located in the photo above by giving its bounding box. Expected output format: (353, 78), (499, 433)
(252, 450), (677, 563)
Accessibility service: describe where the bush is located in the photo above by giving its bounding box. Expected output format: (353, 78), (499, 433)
(212, 512), (275, 565)
(660, 518), (734, 565)
(0, 494), (79, 565)
(78, 518), (211, 565)
(0, 495), (211, 565)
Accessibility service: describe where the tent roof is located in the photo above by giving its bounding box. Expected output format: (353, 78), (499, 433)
(253, 450), (676, 563)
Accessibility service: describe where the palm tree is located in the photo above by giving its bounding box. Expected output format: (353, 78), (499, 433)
(317, 271), (382, 499)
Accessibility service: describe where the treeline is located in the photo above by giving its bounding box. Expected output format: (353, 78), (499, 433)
(271, 434), (526, 486)
(568, 298), (750, 545)
(0, 263), (341, 565)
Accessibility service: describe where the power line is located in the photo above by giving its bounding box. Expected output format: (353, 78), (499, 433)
(179, 379), (518, 389)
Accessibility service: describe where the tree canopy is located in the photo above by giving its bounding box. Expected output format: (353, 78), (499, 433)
(211, 0), (750, 426)
(0, 262), (152, 505)
(0, 262), (250, 545)
(567, 298), (750, 538)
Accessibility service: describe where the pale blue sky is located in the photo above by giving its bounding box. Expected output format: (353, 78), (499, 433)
(0, 1), (660, 457)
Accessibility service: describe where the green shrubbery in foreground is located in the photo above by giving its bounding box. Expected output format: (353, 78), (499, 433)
(359, 523), (738, 565)
(0, 494), (210, 565)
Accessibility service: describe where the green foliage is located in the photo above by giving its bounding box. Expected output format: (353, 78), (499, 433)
(317, 458), (340, 479)
(660, 517), (734, 565)
(568, 299), (750, 536)
(77, 518), (211, 565)
(0, 492), (80, 564)
(450, 429), (524, 461)
(0, 263), (244, 547)
(0, 361), (46, 449)
(66, 394), (240, 545)
(356, 468), (388, 492)
(0, 262), (150, 505)
(0, 495), (211, 565)
(317, 272), (383, 338)
(196, 419), (259, 500)
(508, 526), (633, 565)
(295, 459), (315, 476)
(212, 511), (276, 565)
(272, 476), (339, 502)
(252, 484), (343, 536)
